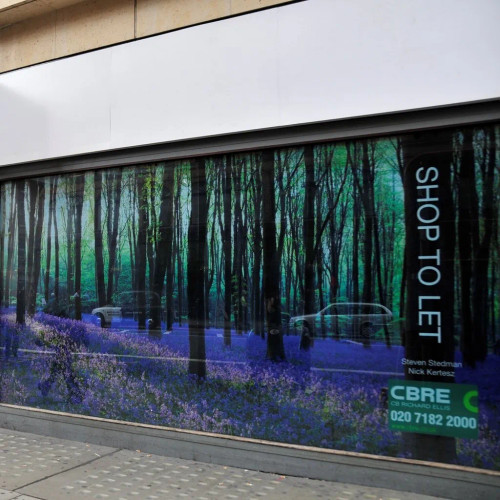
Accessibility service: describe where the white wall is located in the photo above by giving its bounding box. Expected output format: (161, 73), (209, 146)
(1, 0), (499, 166)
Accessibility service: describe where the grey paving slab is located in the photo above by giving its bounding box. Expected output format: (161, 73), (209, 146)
(0, 490), (38, 500)
(0, 489), (20, 499)
(0, 428), (117, 491)
(16, 448), (443, 500)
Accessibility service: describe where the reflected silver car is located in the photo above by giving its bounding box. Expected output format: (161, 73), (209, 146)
(91, 305), (122, 328)
(289, 302), (393, 341)
(92, 291), (163, 329)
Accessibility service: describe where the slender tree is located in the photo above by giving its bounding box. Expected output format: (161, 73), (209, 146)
(250, 155), (264, 338)
(29, 180), (45, 315)
(232, 157), (245, 335)
(106, 170), (122, 303)
(175, 168), (184, 326)
(126, 176), (137, 291)
(94, 171), (106, 306)
(204, 163), (216, 328)
(164, 169), (176, 332)
(222, 156), (233, 345)
(348, 144), (361, 306)
(74, 174), (85, 320)
(0, 186), (5, 307)
(26, 180), (38, 314)
(361, 142), (375, 307)
(146, 168), (155, 291)
(471, 127), (496, 361)
(66, 178), (75, 299)
(301, 144), (316, 350)
(349, 141), (377, 345)
(457, 129), (478, 366)
(4, 187), (16, 307)
(368, 143), (391, 346)
(135, 171), (148, 329)
(262, 149), (286, 361)
(16, 179), (26, 325)
(151, 163), (175, 336)
(54, 180), (60, 301)
(188, 158), (208, 377)
(44, 178), (55, 302)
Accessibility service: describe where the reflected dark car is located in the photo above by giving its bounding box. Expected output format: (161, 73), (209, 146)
(289, 302), (392, 341)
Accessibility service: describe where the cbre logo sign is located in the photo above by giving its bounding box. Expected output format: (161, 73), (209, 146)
(390, 385), (450, 404)
(388, 380), (478, 439)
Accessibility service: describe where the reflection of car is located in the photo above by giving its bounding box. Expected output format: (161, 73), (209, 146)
(281, 312), (291, 334)
(91, 305), (121, 328)
(92, 291), (163, 328)
(289, 303), (392, 341)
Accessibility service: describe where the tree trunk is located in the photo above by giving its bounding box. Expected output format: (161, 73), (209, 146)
(151, 163), (175, 336)
(472, 126), (496, 361)
(26, 180), (38, 315)
(135, 171), (148, 329)
(4, 187), (16, 307)
(74, 174), (85, 320)
(350, 141), (377, 346)
(368, 144), (390, 346)
(262, 149), (286, 361)
(148, 167), (157, 291)
(223, 156), (233, 346)
(0, 186), (5, 307)
(457, 129), (479, 367)
(44, 179), (55, 302)
(315, 168), (326, 338)
(54, 180), (60, 301)
(127, 223), (135, 290)
(175, 170), (184, 326)
(301, 144), (316, 350)
(232, 158), (244, 335)
(165, 174), (176, 332)
(94, 171), (106, 306)
(66, 179), (75, 299)
(107, 170), (122, 304)
(252, 157), (263, 338)
(349, 144), (361, 306)
(30, 180), (45, 316)
(361, 141), (374, 306)
(205, 176), (215, 329)
(188, 158), (208, 378)
(16, 180), (26, 325)
(146, 174), (155, 292)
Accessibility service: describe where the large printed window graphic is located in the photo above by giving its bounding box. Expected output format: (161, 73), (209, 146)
(0, 126), (498, 469)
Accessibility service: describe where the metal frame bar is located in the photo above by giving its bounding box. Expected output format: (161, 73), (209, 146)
(1, 99), (499, 181)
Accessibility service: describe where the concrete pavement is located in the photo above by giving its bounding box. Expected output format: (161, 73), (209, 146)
(0, 428), (445, 500)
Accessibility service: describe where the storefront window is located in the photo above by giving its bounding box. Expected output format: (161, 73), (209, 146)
(0, 125), (498, 470)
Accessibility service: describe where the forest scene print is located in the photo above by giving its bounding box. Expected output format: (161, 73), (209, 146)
(0, 125), (499, 469)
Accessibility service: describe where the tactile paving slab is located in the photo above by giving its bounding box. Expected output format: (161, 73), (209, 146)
(0, 429), (117, 490)
(0, 489), (39, 500)
(16, 448), (442, 500)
